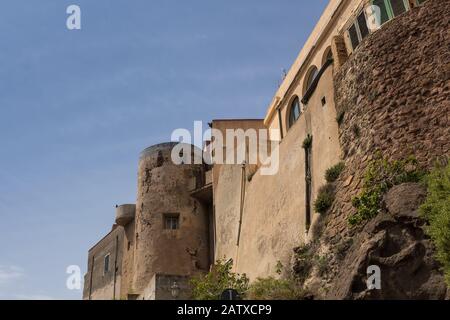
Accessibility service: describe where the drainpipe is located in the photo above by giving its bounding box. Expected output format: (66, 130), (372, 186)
(113, 235), (119, 300)
(236, 162), (246, 246)
(277, 108), (284, 140)
(88, 255), (94, 300)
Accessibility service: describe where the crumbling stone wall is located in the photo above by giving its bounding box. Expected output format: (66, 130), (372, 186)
(335, 0), (449, 175)
(132, 143), (210, 294)
(327, 0), (449, 241)
(305, 0), (449, 299)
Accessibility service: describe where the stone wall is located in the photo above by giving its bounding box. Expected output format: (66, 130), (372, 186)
(335, 0), (449, 178)
(304, 0), (450, 299)
(132, 143), (210, 294)
(325, 0), (450, 243)
(83, 225), (124, 300)
(213, 67), (341, 280)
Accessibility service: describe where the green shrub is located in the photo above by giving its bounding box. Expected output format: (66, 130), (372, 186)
(420, 162), (450, 286)
(293, 244), (314, 283)
(314, 254), (330, 277)
(302, 134), (313, 149)
(348, 155), (424, 226)
(190, 259), (249, 300)
(314, 184), (335, 214)
(246, 277), (306, 300)
(325, 162), (345, 183)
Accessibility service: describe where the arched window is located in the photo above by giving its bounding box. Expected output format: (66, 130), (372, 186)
(288, 96), (301, 129)
(322, 47), (333, 66)
(304, 66), (319, 95)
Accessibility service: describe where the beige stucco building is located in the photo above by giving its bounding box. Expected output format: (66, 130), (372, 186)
(83, 0), (435, 299)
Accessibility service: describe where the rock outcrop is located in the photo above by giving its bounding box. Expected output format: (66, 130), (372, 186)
(328, 183), (447, 300)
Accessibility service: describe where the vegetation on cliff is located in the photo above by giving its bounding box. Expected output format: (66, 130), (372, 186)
(325, 162), (345, 183)
(420, 161), (450, 286)
(349, 155), (424, 226)
(313, 162), (345, 214)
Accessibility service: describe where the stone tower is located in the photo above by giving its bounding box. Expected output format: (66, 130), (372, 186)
(131, 142), (210, 294)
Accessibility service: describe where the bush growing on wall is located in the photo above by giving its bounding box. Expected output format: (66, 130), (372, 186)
(349, 154), (424, 226)
(420, 161), (450, 286)
(325, 162), (345, 183)
(314, 184), (335, 214)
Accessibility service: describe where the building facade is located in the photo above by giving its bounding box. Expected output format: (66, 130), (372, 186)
(83, 0), (448, 299)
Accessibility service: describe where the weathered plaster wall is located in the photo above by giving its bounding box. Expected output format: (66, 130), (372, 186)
(141, 274), (192, 300)
(214, 68), (341, 280)
(265, 0), (368, 132)
(132, 143), (210, 294)
(119, 220), (135, 299)
(83, 225), (124, 300)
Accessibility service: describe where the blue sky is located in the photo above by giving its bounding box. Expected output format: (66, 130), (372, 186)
(0, 0), (328, 299)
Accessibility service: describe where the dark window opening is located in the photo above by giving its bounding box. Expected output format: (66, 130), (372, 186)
(321, 97), (326, 106)
(104, 254), (110, 275)
(288, 97), (301, 129)
(348, 24), (360, 50)
(305, 67), (319, 94)
(164, 214), (180, 230)
(390, 0), (407, 16)
(326, 49), (333, 62)
(127, 241), (131, 251)
(357, 11), (370, 40)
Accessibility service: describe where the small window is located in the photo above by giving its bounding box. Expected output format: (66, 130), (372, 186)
(305, 67), (319, 93)
(164, 214), (180, 230)
(348, 24), (360, 50)
(357, 11), (370, 40)
(103, 254), (110, 275)
(288, 97), (301, 128)
(389, 0), (408, 17)
(321, 97), (326, 106)
(372, 0), (390, 25)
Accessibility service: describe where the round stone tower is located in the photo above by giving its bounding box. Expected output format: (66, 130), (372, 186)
(131, 142), (209, 294)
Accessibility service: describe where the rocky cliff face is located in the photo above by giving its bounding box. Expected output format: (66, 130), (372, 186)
(297, 0), (450, 299)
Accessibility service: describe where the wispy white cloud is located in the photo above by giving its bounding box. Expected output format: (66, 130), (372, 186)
(0, 266), (54, 300)
(0, 265), (25, 285)
(0, 265), (24, 285)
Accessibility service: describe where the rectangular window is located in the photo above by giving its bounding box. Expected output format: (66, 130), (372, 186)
(348, 24), (360, 50)
(164, 214), (180, 230)
(372, 0), (390, 25)
(103, 254), (110, 275)
(357, 11), (370, 40)
(390, 0), (408, 17)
